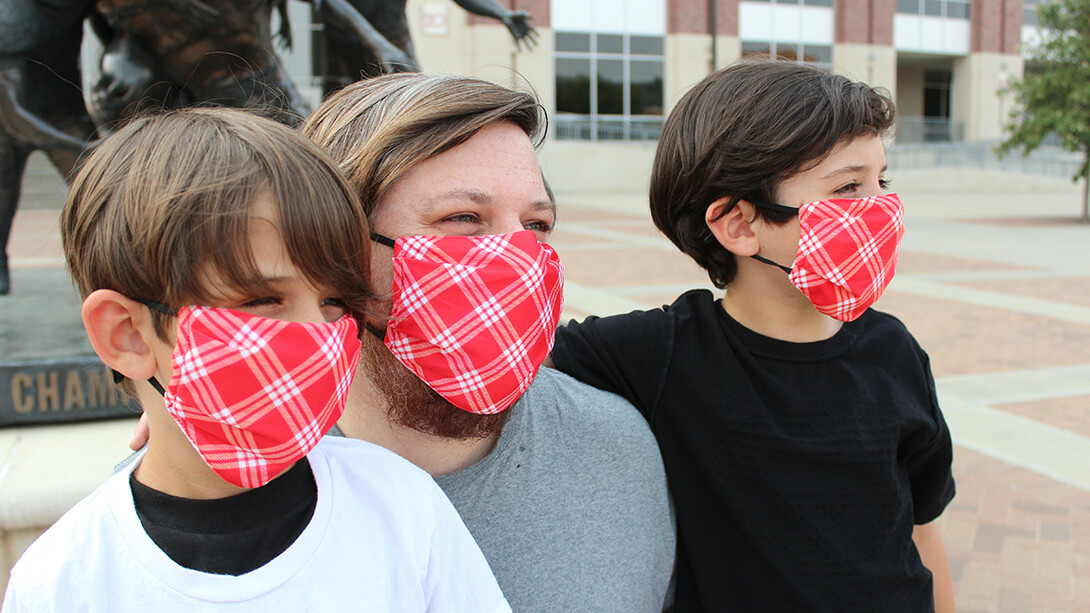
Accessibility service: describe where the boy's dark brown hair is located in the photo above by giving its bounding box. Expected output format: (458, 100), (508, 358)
(62, 107), (377, 390)
(649, 60), (896, 288)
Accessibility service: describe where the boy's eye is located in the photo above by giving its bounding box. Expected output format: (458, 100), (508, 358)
(834, 181), (860, 195)
(322, 297), (348, 309)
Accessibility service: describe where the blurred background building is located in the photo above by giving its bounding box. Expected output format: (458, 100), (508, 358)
(204, 0), (1042, 146)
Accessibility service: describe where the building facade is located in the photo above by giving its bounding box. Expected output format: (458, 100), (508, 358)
(272, 0), (1040, 144)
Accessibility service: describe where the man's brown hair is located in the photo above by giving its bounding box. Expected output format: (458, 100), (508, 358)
(649, 60), (896, 288)
(301, 72), (545, 219)
(62, 106), (376, 351)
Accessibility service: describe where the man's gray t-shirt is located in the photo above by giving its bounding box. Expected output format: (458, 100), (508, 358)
(433, 367), (675, 613)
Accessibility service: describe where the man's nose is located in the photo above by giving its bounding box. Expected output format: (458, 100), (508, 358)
(493, 216), (527, 235)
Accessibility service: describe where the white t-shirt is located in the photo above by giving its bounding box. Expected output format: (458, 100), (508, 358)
(2, 437), (510, 613)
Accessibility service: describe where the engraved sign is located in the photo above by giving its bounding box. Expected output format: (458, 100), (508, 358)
(0, 357), (141, 426)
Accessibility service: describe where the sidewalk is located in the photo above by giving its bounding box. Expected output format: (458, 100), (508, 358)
(3, 152), (1090, 611)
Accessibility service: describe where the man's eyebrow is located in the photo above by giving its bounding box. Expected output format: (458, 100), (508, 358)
(532, 199), (557, 218)
(424, 188), (493, 206)
(423, 189), (557, 217)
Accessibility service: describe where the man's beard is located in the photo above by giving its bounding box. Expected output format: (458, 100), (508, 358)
(360, 332), (512, 440)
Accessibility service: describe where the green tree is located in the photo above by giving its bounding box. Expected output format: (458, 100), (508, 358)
(997, 0), (1090, 221)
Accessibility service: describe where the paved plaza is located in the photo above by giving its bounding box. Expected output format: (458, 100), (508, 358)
(2, 152), (1090, 611)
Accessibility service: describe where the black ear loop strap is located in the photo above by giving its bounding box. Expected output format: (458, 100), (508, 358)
(365, 232), (398, 341)
(369, 231), (396, 249)
(110, 298), (178, 396)
(746, 199), (799, 274)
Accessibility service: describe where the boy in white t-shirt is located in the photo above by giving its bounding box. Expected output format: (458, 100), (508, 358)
(2, 107), (509, 612)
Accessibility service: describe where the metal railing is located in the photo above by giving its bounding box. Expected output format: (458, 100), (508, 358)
(888, 139), (1083, 177)
(554, 116), (663, 142)
(895, 117), (965, 144)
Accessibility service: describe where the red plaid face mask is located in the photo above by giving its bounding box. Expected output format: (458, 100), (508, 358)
(371, 230), (564, 415)
(160, 305), (361, 488)
(751, 193), (904, 322)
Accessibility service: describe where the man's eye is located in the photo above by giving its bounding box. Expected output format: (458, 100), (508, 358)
(322, 297), (348, 309)
(835, 182), (860, 195)
(524, 219), (553, 233)
(443, 213), (480, 224)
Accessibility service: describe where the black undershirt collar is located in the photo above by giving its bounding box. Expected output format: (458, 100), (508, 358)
(129, 458), (317, 576)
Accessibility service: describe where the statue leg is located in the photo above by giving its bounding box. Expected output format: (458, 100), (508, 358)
(0, 144), (30, 296)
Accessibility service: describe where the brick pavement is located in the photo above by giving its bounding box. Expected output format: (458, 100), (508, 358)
(4, 154), (1090, 611)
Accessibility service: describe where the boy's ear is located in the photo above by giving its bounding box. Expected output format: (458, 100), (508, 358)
(81, 289), (160, 381)
(705, 197), (761, 256)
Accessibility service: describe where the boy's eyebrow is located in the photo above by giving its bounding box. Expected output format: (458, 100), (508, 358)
(821, 164), (889, 179)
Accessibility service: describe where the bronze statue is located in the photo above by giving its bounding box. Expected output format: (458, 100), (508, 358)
(1, 0), (537, 295)
(320, 0), (538, 95)
(88, 0), (421, 131)
(0, 0), (98, 295)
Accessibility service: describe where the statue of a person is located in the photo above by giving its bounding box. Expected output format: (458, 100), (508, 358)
(89, 0), (417, 130)
(320, 0), (538, 96)
(0, 0), (98, 295)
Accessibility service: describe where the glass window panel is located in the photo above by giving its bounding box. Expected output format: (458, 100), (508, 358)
(629, 35), (664, 56)
(629, 60), (664, 116)
(556, 32), (591, 52)
(1023, 6), (1037, 25)
(741, 41), (772, 59)
(597, 34), (624, 54)
(946, 0), (970, 18)
(804, 0), (834, 7)
(896, 0), (920, 12)
(555, 58), (591, 114)
(803, 45), (832, 64)
(775, 42), (798, 62)
(924, 0), (943, 15)
(597, 59), (624, 115)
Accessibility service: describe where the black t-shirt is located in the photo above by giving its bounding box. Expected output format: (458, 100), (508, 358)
(552, 290), (955, 612)
(129, 458), (317, 576)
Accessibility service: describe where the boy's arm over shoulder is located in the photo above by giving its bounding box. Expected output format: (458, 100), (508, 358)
(552, 291), (697, 419)
(423, 480), (512, 613)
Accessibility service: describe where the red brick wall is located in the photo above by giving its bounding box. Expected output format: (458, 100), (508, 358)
(972, 0), (1003, 51)
(667, 0), (738, 35)
(466, 0), (551, 29)
(1001, 0), (1024, 53)
(870, 0), (895, 45)
(836, 0), (894, 44)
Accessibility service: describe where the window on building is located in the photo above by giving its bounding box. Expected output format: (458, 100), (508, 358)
(741, 41), (832, 67)
(1023, 0), (1041, 25)
(896, 0), (971, 18)
(553, 1), (665, 141)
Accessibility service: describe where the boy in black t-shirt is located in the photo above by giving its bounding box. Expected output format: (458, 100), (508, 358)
(550, 60), (956, 612)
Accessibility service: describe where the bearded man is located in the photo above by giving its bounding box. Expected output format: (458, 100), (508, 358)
(302, 72), (676, 613)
